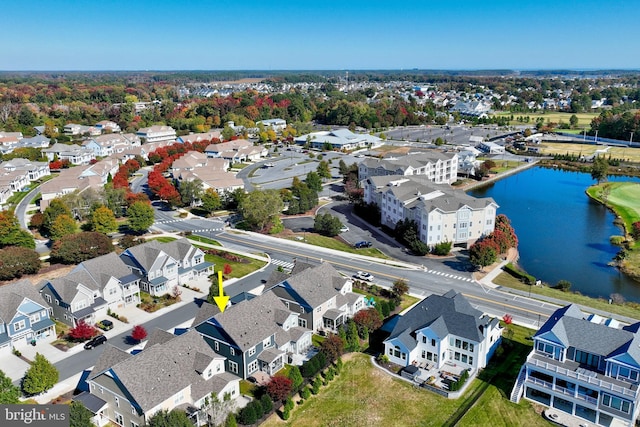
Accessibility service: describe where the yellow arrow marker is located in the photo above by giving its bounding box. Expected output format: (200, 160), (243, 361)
(214, 271), (230, 313)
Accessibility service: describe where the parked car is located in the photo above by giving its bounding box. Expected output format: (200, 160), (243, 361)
(98, 320), (113, 331)
(84, 335), (107, 350)
(354, 271), (374, 282)
(340, 226), (349, 233)
(247, 376), (258, 384)
(354, 241), (372, 249)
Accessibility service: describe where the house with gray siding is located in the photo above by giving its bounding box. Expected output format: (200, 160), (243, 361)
(78, 328), (239, 427)
(0, 279), (55, 354)
(40, 252), (140, 327)
(194, 290), (312, 380)
(119, 238), (213, 296)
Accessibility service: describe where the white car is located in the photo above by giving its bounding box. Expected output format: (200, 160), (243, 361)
(354, 271), (374, 282)
(340, 226), (349, 232)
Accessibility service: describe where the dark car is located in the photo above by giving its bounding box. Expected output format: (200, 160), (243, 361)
(354, 241), (372, 249)
(247, 376), (258, 384)
(99, 320), (113, 331)
(84, 335), (107, 350)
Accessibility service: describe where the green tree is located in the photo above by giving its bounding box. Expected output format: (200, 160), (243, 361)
(50, 232), (114, 264)
(314, 213), (342, 236)
(469, 241), (497, 270)
(305, 171), (323, 192)
(22, 353), (59, 396)
(201, 188), (221, 215)
(569, 114), (579, 128)
(239, 190), (284, 232)
(90, 205), (118, 234)
(178, 178), (203, 207)
(221, 126), (235, 141)
(316, 160), (331, 179)
(146, 409), (192, 427)
(69, 401), (94, 427)
(42, 198), (72, 237)
(0, 369), (20, 403)
(49, 214), (77, 241)
(127, 201), (155, 234)
(287, 365), (304, 392)
(591, 156), (609, 184)
(391, 278), (409, 299)
(0, 246), (41, 280)
(0, 210), (35, 249)
(102, 184), (128, 218)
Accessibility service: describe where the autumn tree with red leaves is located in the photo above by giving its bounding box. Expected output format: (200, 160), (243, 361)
(68, 320), (97, 341)
(266, 376), (292, 402)
(131, 325), (147, 342)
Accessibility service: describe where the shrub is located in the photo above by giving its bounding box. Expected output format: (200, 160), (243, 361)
(300, 387), (311, 399)
(284, 397), (294, 412)
(250, 400), (264, 419)
(68, 320), (97, 341)
(281, 408), (290, 420)
(238, 404), (257, 425)
(503, 263), (536, 285)
(554, 280), (572, 292)
(431, 240), (452, 256)
(311, 376), (322, 394)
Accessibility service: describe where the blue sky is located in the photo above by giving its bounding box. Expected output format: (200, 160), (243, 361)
(4, 0), (639, 70)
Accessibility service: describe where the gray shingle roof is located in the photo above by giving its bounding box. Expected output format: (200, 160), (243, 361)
(278, 262), (345, 309)
(536, 304), (640, 362)
(145, 328), (177, 348)
(98, 329), (229, 412)
(0, 279), (47, 322)
(72, 252), (134, 289)
(387, 290), (487, 343)
(89, 345), (132, 380)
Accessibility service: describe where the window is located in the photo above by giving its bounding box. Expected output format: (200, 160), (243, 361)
(29, 313), (41, 324)
(431, 339), (436, 347)
(131, 422), (139, 427)
(455, 339), (461, 348)
(263, 337), (271, 348)
(173, 391), (184, 405)
(114, 413), (123, 426)
(131, 406), (136, 415)
(461, 354), (467, 363)
(394, 346), (401, 358)
(421, 350), (426, 359)
(114, 396), (119, 407)
(14, 320), (26, 331)
(100, 387), (104, 394)
(462, 341), (468, 351)
(469, 343), (474, 352)
(469, 356), (473, 365)
(230, 348), (235, 356)
(248, 360), (258, 373)
(298, 318), (307, 328)
(602, 394), (631, 413)
(248, 346), (256, 356)
(422, 336), (426, 344)
(229, 361), (238, 374)
(45, 294), (51, 303)
(214, 341), (219, 352)
(454, 352), (460, 361)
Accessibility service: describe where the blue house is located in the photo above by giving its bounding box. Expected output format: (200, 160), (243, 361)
(0, 279), (56, 353)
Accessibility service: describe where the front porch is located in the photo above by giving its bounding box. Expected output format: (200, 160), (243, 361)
(322, 309), (346, 333)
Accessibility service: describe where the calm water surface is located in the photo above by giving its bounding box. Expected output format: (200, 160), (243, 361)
(468, 166), (640, 302)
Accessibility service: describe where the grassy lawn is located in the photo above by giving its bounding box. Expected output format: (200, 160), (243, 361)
(492, 111), (597, 127)
(539, 142), (640, 163)
(284, 232), (390, 260)
(312, 334), (326, 348)
(204, 252), (266, 279)
(262, 347), (548, 427)
(186, 235), (221, 246)
(493, 271), (640, 320)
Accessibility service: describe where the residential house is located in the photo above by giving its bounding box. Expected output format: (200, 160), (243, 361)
(177, 131), (222, 144)
(204, 140), (267, 163)
(94, 120), (121, 133)
(0, 279), (56, 354)
(477, 140), (505, 154)
(1, 158), (51, 181)
(63, 123), (101, 136)
(358, 151), (459, 184)
(83, 134), (140, 157)
(362, 175), (497, 248)
(42, 143), (96, 165)
(170, 152), (242, 196)
(256, 119), (287, 132)
(78, 329), (240, 427)
(383, 290), (502, 372)
(294, 129), (382, 151)
(119, 239), (213, 296)
(267, 262), (365, 334)
(16, 134), (50, 149)
(512, 304), (640, 427)
(194, 290), (313, 380)
(456, 146), (482, 177)
(40, 252), (141, 327)
(136, 125), (176, 144)
(0, 131), (23, 148)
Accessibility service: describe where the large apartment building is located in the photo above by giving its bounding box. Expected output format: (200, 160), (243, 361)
(512, 304), (640, 427)
(362, 175), (497, 248)
(358, 151), (459, 184)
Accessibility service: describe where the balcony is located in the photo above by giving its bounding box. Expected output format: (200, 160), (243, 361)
(527, 352), (638, 399)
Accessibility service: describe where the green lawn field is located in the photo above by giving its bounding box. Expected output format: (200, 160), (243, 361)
(492, 111), (598, 127)
(587, 182), (640, 231)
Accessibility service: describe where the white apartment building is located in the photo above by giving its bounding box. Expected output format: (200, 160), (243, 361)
(358, 151), (459, 184)
(362, 175), (497, 248)
(136, 125), (177, 144)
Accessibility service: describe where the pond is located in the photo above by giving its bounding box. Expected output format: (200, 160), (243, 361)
(468, 166), (640, 302)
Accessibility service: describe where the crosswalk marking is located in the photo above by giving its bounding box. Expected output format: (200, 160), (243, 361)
(271, 259), (294, 270)
(424, 268), (474, 283)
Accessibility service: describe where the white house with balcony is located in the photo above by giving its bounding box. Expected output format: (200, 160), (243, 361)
(136, 125), (176, 144)
(359, 151), (459, 184)
(512, 304), (640, 427)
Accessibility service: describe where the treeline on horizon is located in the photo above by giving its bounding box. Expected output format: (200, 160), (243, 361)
(0, 69), (639, 144)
